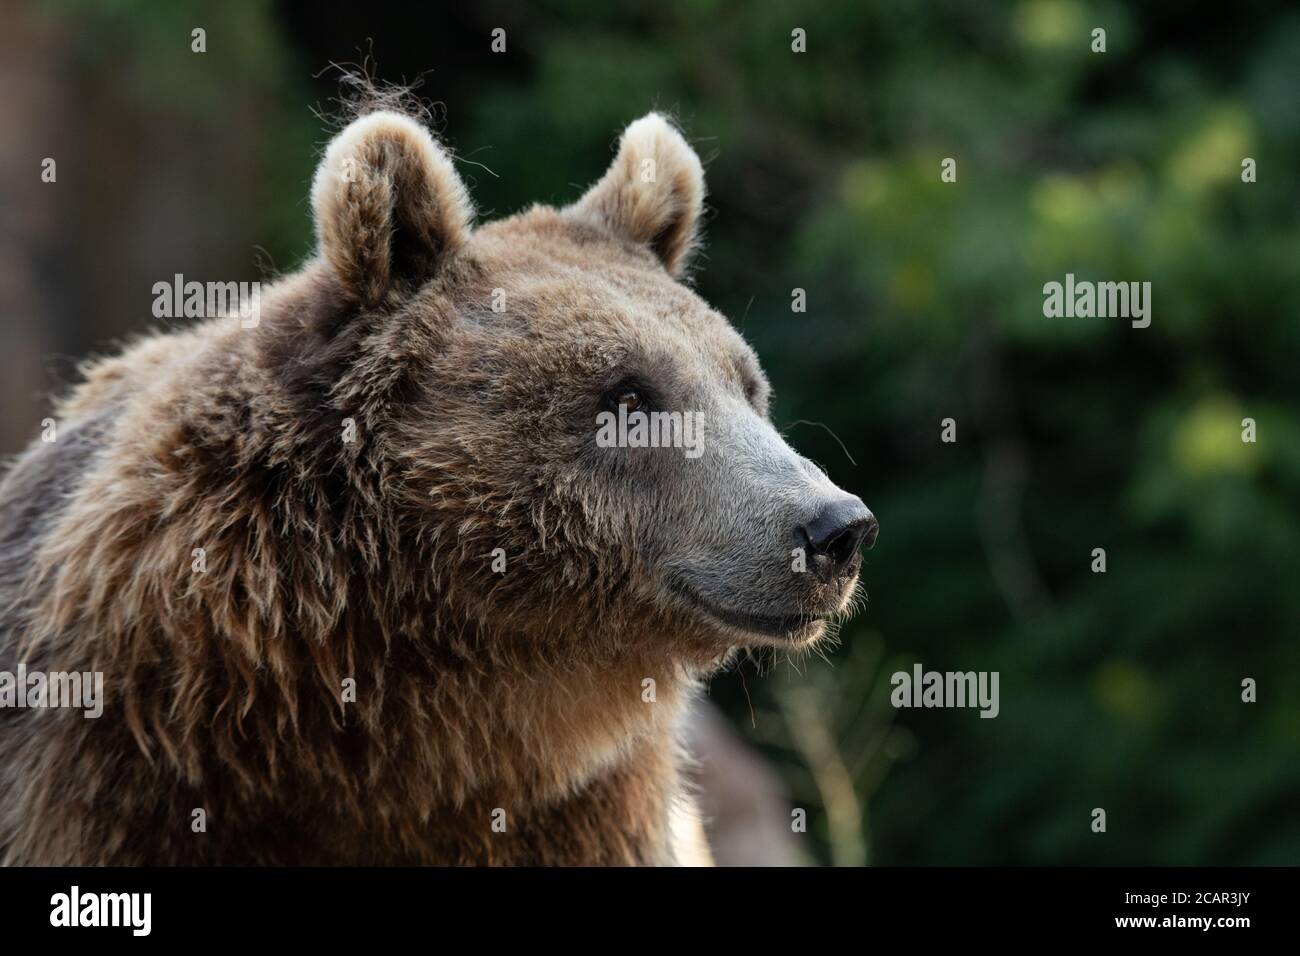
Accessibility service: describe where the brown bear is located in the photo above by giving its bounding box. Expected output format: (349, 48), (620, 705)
(0, 106), (876, 865)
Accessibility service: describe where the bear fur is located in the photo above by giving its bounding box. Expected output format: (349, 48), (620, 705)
(0, 106), (870, 865)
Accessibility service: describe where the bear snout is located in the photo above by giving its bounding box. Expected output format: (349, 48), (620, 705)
(796, 495), (878, 580)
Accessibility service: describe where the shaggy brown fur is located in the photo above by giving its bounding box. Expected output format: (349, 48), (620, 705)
(0, 106), (869, 865)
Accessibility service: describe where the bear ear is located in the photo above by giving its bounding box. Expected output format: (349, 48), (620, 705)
(311, 111), (474, 308)
(568, 113), (705, 277)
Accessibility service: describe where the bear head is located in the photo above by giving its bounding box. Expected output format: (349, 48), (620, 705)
(302, 109), (877, 666)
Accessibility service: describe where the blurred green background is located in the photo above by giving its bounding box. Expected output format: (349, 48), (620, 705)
(4, 0), (1298, 864)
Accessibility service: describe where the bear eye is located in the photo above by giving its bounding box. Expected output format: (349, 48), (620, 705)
(610, 386), (645, 413)
(602, 376), (658, 415)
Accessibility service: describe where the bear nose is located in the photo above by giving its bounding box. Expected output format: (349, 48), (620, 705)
(798, 497), (878, 573)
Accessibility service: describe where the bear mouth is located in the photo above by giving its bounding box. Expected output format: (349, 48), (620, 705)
(667, 580), (825, 640)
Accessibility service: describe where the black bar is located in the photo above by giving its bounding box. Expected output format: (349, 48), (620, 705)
(0, 866), (1282, 941)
